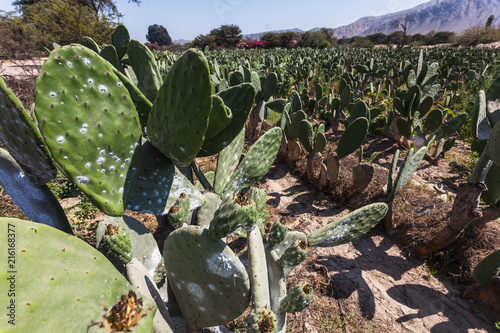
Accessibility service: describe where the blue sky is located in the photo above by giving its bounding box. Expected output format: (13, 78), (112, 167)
(0, 0), (430, 41)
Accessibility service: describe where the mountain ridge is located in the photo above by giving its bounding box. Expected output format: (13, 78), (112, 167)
(240, 0), (500, 40)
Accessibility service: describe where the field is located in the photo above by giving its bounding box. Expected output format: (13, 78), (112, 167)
(0, 40), (499, 332)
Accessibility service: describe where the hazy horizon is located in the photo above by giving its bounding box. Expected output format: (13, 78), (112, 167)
(0, 0), (430, 41)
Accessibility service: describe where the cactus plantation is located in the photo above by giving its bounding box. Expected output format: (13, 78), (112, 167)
(0, 24), (499, 332)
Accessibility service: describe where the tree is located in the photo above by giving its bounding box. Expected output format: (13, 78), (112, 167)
(146, 24), (172, 46)
(12, 0), (140, 19)
(2, 0), (136, 53)
(209, 24), (242, 48)
(486, 15), (495, 28)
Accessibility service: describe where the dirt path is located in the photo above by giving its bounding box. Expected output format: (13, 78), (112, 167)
(261, 163), (496, 332)
(0, 58), (46, 77)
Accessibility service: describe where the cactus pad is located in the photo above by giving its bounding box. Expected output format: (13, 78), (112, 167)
(223, 127), (282, 195)
(0, 76), (56, 185)
(473, 249), (500, 285)
(127, 141), (203, 215)
(337, 117), (369, 159)
(198, 83), (256, 157)
(34, 44), (142, 216)
(279, 282), (313, 313)
(307, 203), (388, 247)
(147, 49), (212, 166)
(164, 225), (251, 330)
(0, 218), (147, 333)
(96, 215), (162, 276)
(0, 148), (71, 233)
(213, 127), (245, 195)
(127, 39), (162, 102)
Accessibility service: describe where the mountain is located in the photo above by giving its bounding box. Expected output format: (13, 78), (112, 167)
(333, 0), (500, 37)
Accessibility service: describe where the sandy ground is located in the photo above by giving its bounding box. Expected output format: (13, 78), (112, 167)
(262, 163), (497, 332)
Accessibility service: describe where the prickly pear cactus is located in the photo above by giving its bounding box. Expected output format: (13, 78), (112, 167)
(164, 225), (251, 330)
(0, 148), (72, 233)
(127, 141), (204, 215)
(98, 224), (133, 265)
(146, 49), (212, 166)
(0, 76), (56, 185)
(209, 191), (259, 239)
(0, 218), (154, 333)
(307, 203), (388, 247)
(96, 216), (162, 276)
(279, 282), (314, 313)
(198, 83), (256, 157)
(34, 44), (142, 216)
(127, 39), (162, 102)
(473, 249), (500, 285)
(223, 127), (282, 195)
(213, 127), (245, 195)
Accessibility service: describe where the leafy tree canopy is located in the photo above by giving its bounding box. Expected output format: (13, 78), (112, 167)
(146, 24), (172, 46)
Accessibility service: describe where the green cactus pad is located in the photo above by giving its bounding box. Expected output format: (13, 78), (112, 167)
(349, 100), (370, 123)
(205, 95), (232, 140)
(223, 127), (282, 195)
(473, 250), (500, 285)
(209, 193), (259, 239)
(0, 148), (72, 233)
(127, 39), (162, 102)
(167, 194), (190, 228)
(262, 73), (278, 101)
(164, 225), (251, 330)
(100, 45), (119, 69)
(198, 83), (256, 157)
(435, 113), (467, 140)
(423, 109), (444, 134)
(337, 117), (369, 159)
(277, 240), (308, 268)
(488, 121), (500, 166)
(285, 110), (307, 140)
(266, 99), (288, 113)
(470, 91), (491, 141)
(112, 25), (130, 60)
(112, 67), (153, 126)
(34, 45), (142, 216)
(246, 308), (278, 333)
(146, 49), (212, 166)
(80, 36), (100, 53)
(307, 203), (388, 247)
(247, 226), (271, 310)
(265, 248), (287, 333)
(313, 131), (327, 153)
(387, 144), (429, 202)
(279, 282), (313, 313)
(194, 192), (222, 228)
(272, 231), (307, 261)
(248, 187), (267, 212)
(288, 90), (302, 113)
(213, 127), (245, 194)
(98, 224), (133, 265)
(127, 141), (204, 215)
(229, 71), (244, 86)
(96, 215), (162, 276)
(485, 75), (500, 125)
(0, 76), (56, 185)
(298, 119), (314, 153)
(483, 162), (500, 206)
(397, 118), (412, 140)
(0, 218), (148, 333)
(267, 220), (289, 248)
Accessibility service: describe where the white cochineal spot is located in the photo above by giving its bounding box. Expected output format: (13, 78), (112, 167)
(207, 254), (234, 278)
(188, 283), (203, 299)
(76, 175), (89, 184)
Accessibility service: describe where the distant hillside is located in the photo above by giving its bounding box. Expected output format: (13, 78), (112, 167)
(333, 0), (500, 37)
